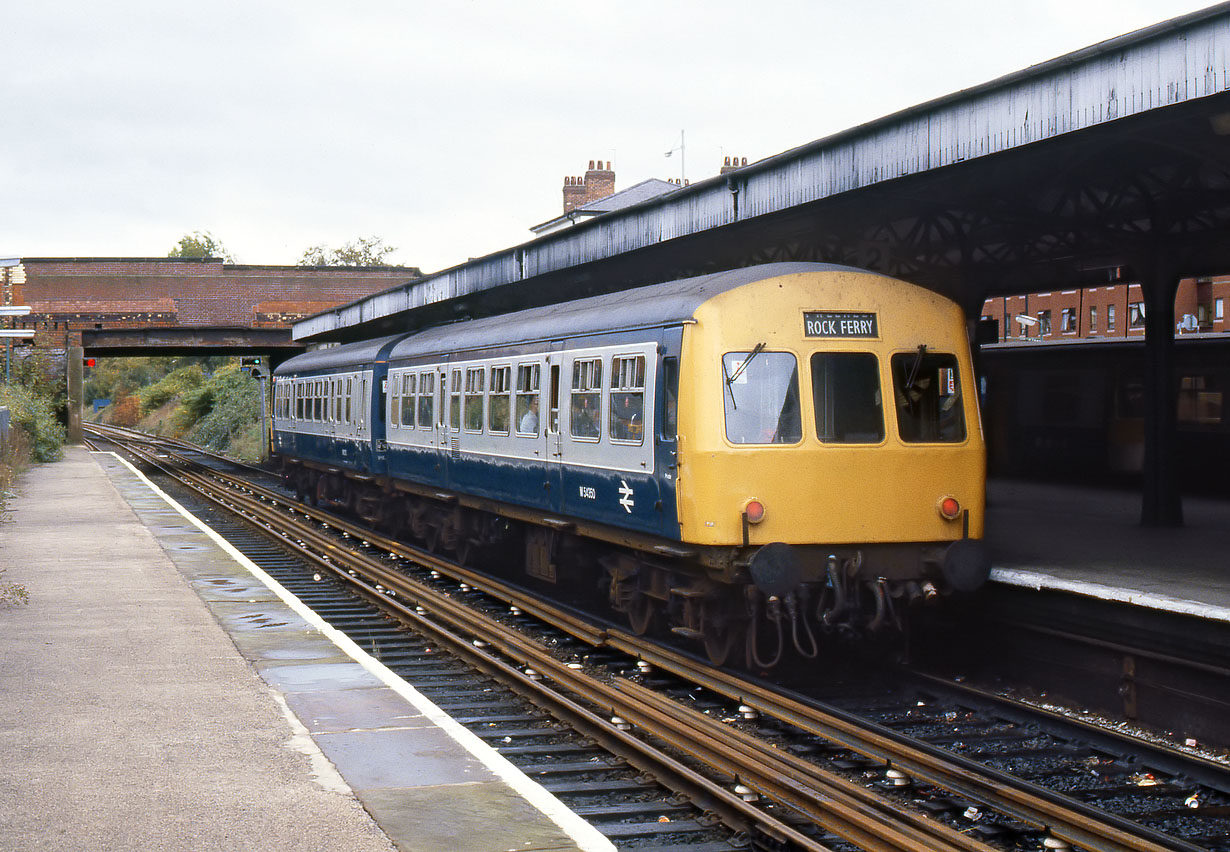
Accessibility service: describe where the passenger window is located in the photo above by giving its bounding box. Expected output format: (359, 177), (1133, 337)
(401, 373), (416, 426)
(515, 363), (540, 436)
(489, 366), (511, 434)
(417, 371), (435, 428)
(660, 357), (678, 441)
(811, 353), (884, 443)
(296, 383), (304, 420)
(891, 350), (966, 442)
(345, 377), (352, 423)
(449, 369), (462, 430)
(722, 351), (801, 444)
(464, 367), (485, 432)
(609, 354), (646, 444)
(570, 358), (602, 440)
(314, 380), (323, 421)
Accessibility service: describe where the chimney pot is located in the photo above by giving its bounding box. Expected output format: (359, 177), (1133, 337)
(588, 160), (595, 170)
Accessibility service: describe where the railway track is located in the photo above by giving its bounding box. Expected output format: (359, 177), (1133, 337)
(85, 424), (1230, 852)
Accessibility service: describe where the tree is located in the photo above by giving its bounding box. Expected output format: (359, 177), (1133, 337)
(298, 236), (398, 267)
(168, 231), (234, 262)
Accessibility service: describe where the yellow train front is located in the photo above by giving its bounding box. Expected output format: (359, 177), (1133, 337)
(619, 264), (989, 667)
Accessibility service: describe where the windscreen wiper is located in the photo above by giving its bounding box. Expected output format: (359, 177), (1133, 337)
(726, 342), (766, 386)
(903, 344), (927, 397)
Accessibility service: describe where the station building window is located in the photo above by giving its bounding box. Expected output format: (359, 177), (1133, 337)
(1089, 305), (1098, 334)
(1129, 302), (1146, 329)
(1061, 307), (1077, 333)
(1178, 375), (1223, 425)
(1037, 310), (1052, 336)
(811, 352), (884, 443)
(722, 350), (801, 444)
(609, 355), (646, 443)
(1107, 304), (1116, 332)
(570, 358), (602, 440)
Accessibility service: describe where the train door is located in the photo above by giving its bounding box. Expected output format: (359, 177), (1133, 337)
(372, 365), (390, 475)
(545, 350), (565, 511)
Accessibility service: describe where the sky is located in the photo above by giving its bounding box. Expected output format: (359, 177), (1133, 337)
(0, 1), (1221, 273)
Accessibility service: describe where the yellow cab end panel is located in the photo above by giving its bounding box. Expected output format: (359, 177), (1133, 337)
(673, 267), (986, 547)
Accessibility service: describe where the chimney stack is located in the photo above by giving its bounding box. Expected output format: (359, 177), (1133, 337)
(562, 158), (615, 213)
(720, 155), (749, 175)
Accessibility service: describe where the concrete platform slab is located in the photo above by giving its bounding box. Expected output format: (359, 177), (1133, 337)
(987, 479), (1230, 620)
(0, 447), (614, 852)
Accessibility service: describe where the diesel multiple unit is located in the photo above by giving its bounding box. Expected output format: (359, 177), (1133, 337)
(273, 263), (990, 667)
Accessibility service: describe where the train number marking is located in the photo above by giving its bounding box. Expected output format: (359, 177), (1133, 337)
(618, 480), (635, 513)
(578, 485), (597, 500)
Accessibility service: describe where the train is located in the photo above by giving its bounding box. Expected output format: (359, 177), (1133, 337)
(272, 262), (990, 668)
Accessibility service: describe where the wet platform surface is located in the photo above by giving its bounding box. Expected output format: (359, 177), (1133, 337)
(985, 479), (1230, 621)
(0, 447), (609, 852)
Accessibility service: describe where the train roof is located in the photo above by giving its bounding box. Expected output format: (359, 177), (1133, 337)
(387, 262), (876, 360)
(276, 262), (880, 374)
(273, 334), (404, 375)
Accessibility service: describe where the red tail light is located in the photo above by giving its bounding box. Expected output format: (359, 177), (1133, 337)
(938, 496), (961, 520)
(744, 499), (766, 524)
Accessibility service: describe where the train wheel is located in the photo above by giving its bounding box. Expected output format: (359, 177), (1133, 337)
(700, 598), (744, 668)
(626, 591), (656, 636)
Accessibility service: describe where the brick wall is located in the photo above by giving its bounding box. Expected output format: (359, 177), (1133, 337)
(979, 277), (1230, 342)
(13, 258), (420, 348)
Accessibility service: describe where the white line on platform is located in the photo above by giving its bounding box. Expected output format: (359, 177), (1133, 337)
(99, 452), (617, 852)
(992, 567), (1230, 623)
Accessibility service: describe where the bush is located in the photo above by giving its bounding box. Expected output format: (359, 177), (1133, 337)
(138, 364), (205, 414)
(110, 394), (142, 428)
(183, 364), (261, 454)
(0, 382), (65, 463)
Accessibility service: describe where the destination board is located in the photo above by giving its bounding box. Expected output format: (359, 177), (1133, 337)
(803, 311), (878, 338)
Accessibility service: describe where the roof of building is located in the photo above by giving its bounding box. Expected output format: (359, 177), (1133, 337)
(529, 178), (682, 233)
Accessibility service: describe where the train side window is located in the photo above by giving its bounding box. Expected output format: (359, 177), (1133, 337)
(515, 363), (541, 435)
(314, 380), (323, 421)
(811, 353), (884, 443)
(891, 350), (966, 442)
(489, 365), (511, 434)
(548, 364), (561, 433)
(449, 369), (462, 430)
(464, 367), (485, 432)
(334, 379), (343, 423)
(417, 371), (435, 428)
(609, 354), (645, 444)
(570, 358), (602, 440)
(295, 382), (303, 420)
(722, 351), (801, 444)
(401, 373), (416, 426)
(345, 377), (353, 423)
(660, 357), (678, 441)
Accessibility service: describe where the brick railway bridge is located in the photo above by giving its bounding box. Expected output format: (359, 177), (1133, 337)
(0, 256), (420, 440)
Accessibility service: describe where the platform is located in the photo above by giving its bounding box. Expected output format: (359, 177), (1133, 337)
(986, 479), (1230, 622)
(0, 446), (611, 852)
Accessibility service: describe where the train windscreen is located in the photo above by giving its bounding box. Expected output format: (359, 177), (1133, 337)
(890, 350), (965, 443)
(722, 351), (802, 444)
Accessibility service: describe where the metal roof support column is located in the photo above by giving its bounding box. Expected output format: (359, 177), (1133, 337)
(1137, 256), (1182, 527)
